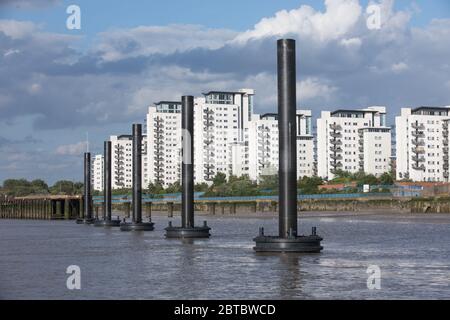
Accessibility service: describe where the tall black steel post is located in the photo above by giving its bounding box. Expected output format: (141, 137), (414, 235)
(182, 95), (194, 228)
(82, 152), (95, 224)
(253, 39), (322, 252)
(105, 141), (112, 221)
(133, 123), (142, 224)
(94, 141), (120, 227)
(165, 96), (210, 238)
(278, 38), (298, 238)
(120, 124), (154, 231)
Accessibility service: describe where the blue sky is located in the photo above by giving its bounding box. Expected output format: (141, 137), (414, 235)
(0, 0), (450, 184)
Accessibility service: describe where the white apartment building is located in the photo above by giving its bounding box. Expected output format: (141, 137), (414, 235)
(317, 106), (391, 180)
(193, 89), (254, 183)
(248, 110), (314, 182)
(146, 101), (182, 187)
(396, 106), (450, 182)
(110, 134), (148, 189)
(92, 154), (104, 192)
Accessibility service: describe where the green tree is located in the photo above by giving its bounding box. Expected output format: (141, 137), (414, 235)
(165, 181), (181, 194)
(212, 172), (227, 186)
(379, 172), (394, 185)
(50, 180), (78, 195)
(297, 176), (324, 194)
(148, 181), (165, 195)
(258, 174), (278, 191)
(194, 183), (209, 192)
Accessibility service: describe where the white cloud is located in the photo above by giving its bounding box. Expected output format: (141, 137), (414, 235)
(391, 62), (409, 73)
(3, 49), (21, 57)
(95, 24), (237, 61)
(298, 77), (338, 102)
(55, 142), (87, 156)
(233, 0), (362, 44)
(340, 37), (362, 49)
(0, 20), (36, 39)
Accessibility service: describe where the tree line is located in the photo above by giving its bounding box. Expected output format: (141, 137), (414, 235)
(0, 179), (84, 197)
(1, 170), (395, 198)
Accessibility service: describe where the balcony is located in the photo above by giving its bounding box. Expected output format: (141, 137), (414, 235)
(412, 164), (425, 171)
(411, 131), (425, 138)
(203, 115), (214, 121)
(154, 128), (164, 134)
(359, 154), (364, 159)
(204, 109), (214, 115)
(444, 164), (449, 170)
(204, 121), (214, 127)
(204, 139), (214, 145)
(155, 167), (164, 173)
(329, 123), (342, 131)
(444, 146), (449, 153)
(411, 139), (425, 146)
(359, 147), (364, 153)
(411, 155), (425, 162)
(329, 139), (342, 146)
(444, 139), (449, 146)
(330, 161), (343, 168)
(444, 155), (449, 161)
(359, 160), (364, 167)
(330, 132), (342, 138)
(444, 172), (449, 179)
(330, 146), (343, 153)
(411, 147), (425, 154)
(411, 123), (425, 130)
(330, 154), (342, 161)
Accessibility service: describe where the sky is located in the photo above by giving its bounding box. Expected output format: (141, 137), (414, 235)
(0, 0), (450, 184)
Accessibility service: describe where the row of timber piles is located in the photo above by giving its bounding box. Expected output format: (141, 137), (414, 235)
(0, 198), (83, 220)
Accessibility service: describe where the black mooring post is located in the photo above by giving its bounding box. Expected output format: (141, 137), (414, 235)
(120, 124), (153, 231)
(94, 141), (120, 227)
(278, 38), (298, 238)
(182, 95), (194, 228)
(104, 141), (112, 221)
(82, 152), (94, 224)
(253, 39), (322, 252)
(133, 123), (142, 224)
(165, 95), (210, 238)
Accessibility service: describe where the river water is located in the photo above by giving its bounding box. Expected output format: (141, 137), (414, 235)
(0, 212), (449, 300)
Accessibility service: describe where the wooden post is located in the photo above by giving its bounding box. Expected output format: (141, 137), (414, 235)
(146, 202), (152, 220)
(209, 202), (216, 215)
(167, 202), (174, 218)
(64, 199), (70, 220)
(125, 202), (131, 218)
(221, 203), (225, 215)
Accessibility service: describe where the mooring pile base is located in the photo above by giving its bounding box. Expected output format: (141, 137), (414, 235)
(76, 218), (95, 225)
(165, 225), (211, 238)
(120, 221), (154, 231)
(93, 219), (121, 227)
(253, 235), (323, 253)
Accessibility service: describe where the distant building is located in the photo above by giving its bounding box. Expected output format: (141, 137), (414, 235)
(146, 101), (182, 187)
(193, 89), (254, 183)
(395, 106), (450, 182)
(92, 154), (103, 191)
(248, 110), (314, 182)
(110, 134), (147, 189)
(317, 106), (391, 180)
